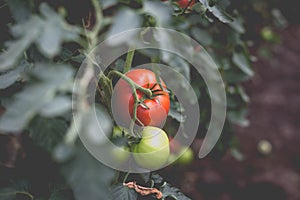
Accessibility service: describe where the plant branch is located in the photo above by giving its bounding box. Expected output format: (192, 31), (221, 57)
(124, 47), (135, 73)
(123, 182), (163, 199)
(108, 70), (152, 97)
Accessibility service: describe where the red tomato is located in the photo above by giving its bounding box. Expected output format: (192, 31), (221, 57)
(112, 69), (170, 128)
(177, 0), (195, 8)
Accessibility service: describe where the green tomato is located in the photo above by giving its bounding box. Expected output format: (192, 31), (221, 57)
(261, 27), (274, 41)
(111, 146), (130, 164)
(176, 147), (194, 165)
(132, 126), (170, 169)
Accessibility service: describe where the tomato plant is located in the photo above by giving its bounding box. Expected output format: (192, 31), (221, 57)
(112, 69), (170, 128)
(0, 0), (261, 198)
(132, 126), (170, 169)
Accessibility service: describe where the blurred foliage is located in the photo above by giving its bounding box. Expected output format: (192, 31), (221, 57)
(0, 0), (290, 199)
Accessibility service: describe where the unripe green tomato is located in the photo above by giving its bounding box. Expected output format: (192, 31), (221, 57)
(132, 126), (170, 169)
(111, 146), (130, 164)
(176, 147), (194, 165)
(261, 27), (274, 41)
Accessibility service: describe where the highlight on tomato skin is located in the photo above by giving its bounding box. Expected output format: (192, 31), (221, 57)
(111, 69), (170, 128)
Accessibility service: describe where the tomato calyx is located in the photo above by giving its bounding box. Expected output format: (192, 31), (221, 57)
(136, 83), (169, 110)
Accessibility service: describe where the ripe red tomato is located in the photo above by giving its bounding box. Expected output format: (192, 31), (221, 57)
(132, 126), (170, 169)
(177, 0), (195, 8)
(112, 69), (170, 128)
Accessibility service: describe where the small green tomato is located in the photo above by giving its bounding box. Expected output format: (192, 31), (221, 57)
(176, 147), (194, 165)
(132, 126), (170, 169)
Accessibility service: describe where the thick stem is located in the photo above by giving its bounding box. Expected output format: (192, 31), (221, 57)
(108, 70), (152, 97)
(108, 70), (149, 136)
(124, 47), (135, 73)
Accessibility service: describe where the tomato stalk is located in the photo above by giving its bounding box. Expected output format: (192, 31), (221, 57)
(64, 0), (104, 145)
(108, 70), (154, 136)
(124, 47), (135, 73)
(152, 67), (166, 92)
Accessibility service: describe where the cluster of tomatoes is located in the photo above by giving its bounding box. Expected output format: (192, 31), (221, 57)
(111, 69), (194, 169)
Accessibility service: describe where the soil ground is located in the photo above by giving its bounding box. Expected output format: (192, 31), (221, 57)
(163, 24), (300, 200)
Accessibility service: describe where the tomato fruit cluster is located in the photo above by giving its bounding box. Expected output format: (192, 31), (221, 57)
(112, 69), (170, 128)
(111, 68), (195, 169)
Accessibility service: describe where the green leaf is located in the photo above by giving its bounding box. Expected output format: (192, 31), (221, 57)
(32, 63), (74, 87)
(161, 183), (191, 200)
(62, 144), (116, 200)
(223, 69), (250, 83)
(200, 0), (234, 23)
(230, 148), (244, 161)
(49, 185), (73, 200)
(29, 117), (68, 152)
(107, 9), (141, 45)
(110, 184), (137, 200)
(0, 63), (74, 132)
(150, 173), (191, 200)
(98, 0), (117, 9)
(191, 27), (213, 46)
(237, 85), (249, 103)
(0, 83), (53, 132)
(0, 3), (79, 71)
(0, 16), (42, 71)
(0, 188), (17, 200)
(168, 109), (185, 123)
(38, 96), (71, 117)
(144, 1), (172, 26)
(229, 13), (245, 34)
(80, 106), (112, 145)
(0, 60), (28, 89)
(227, 108), (249, 127)
(0, 181), (33, 200)
(232, 52), (254, 77)
(6, 0), (32, 22)
(36, 3), (79, 58)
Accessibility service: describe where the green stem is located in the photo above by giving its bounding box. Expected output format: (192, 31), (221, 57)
(151, 65), (165, 91)
(124, 47), (135, 73)
(108, 70), (149, 136)
(123, 172), (131, 183)
(90, 0), (103, 41)
(108, 70), (152, 97)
